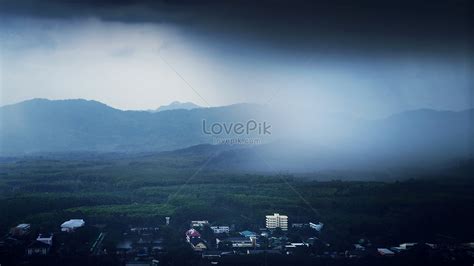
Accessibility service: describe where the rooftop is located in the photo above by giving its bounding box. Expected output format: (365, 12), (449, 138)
(37, 233), (53, 239)
(16, 224), (31, 229)
(61, 219), (85, 228)
(240, 230), (257, 237)
(377, 248), (395, 256)
(224, 237), (252, 242)
(266, 213), (288, 218)
(186, 228), (201, 238)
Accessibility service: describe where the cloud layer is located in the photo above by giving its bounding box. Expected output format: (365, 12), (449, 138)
(1, 0), (472, 116)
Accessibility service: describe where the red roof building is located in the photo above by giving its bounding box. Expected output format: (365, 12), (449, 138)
(185, 229), (201, 238)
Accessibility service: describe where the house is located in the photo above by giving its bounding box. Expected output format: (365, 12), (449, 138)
(190, 220), (209, 228)
(239, 230), (257, 238)
(284, 243), (310, 255)
(26, 241), (51, 256)
(10, 224), (31, 236)
(377, 248), (395, 256)
(291, 223), (305, 228)
(37, 233), (53, 245)
(309, 222), (324, 232)
(399, 242), (417, 250)
(26, 232), (54, 256)
(189, 237), (208, 251)
(219, 237), (256, 248)
(266, 213), (288, 231)
(61, 219), (85, 232)
(285, 243), (309, 248)
(210, 226), (230, 234)
(185, 229), (201, 240)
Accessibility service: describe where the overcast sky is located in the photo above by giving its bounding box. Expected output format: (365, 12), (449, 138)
(0, 0), (472, 118)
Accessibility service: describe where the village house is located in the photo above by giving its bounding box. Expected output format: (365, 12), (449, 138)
(26, 241), (51, 256)
(210, 226), (230, 234)
(61, 219), (85, 232)
(10, 224), (31, 237)
(189, 237), (208, 251)
(190, 220), (209, 228)
(37, 233), (53, 245)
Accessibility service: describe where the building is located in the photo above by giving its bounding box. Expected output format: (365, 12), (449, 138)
(210, 226), (230, 234)
(185, 229), (201, 241)
(377, 248), (395, 256)
(247, 250), (281, 255)
(10, 224), (31, 236)
(239, 230), (257, 238)
(190, 220), (209, 228)
(266, 213), (288, 231)
(284, 242), (311, 255)
(218, 237), (256, 248)
(61, 219), (85, 232)
(399, 242), (417, 250)
(37, 233), (53, 245)
(189, 237), (208, 251)
(27, 241), (51, 256)
(309, 222), (324, 232)
(27, 236), (53, 257)
(291, 223), (305, 228)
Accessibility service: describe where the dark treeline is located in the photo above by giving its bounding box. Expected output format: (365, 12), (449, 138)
(0, 155), (473, 250)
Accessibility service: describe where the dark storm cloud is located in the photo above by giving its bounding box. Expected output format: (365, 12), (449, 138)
(1, 0), (472, 57)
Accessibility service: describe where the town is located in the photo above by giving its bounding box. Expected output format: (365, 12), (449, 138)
(1, 213), (473, 266)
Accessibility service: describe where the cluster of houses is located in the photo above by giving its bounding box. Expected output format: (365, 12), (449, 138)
(3, 214), (473, 265)
(181, 213), (474, 264)
(185, 220), (259, 254)
(183, 213), (325, 259)
(115, 227), (162, 266)
(1, 219), (86, 258)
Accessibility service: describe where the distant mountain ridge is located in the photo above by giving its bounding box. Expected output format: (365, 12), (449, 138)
(153, 101), (201, 112)
(0, 99), (472, 172)
(0, 98), (268, 154)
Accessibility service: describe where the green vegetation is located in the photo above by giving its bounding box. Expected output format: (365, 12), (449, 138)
(1, 155), (473, 250)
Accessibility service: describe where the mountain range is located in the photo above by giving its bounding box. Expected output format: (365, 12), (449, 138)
(0, 98), (472, 172)
(152, 101), (201, 112)
(0, 99), (269, 154)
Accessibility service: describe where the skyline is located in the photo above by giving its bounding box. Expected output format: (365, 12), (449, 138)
(2, 97), (473, 115)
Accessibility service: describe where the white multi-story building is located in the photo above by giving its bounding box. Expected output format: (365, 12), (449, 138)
(265, 213), (288, 231)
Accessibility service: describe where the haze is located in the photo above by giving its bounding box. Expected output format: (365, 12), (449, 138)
(1, 0), (472, 119)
